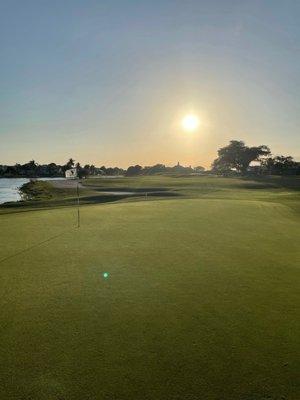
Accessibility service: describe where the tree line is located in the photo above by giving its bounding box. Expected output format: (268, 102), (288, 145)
(0, 141), (299, 178)
(0, 158), (204, 178)
(211, 140), (299, 175)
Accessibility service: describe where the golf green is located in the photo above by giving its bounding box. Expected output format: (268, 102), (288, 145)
(0, 194), (299, 399)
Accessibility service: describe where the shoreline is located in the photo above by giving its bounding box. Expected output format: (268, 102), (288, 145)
(0, 177), (67, 205)
(0, 176), (64, 179)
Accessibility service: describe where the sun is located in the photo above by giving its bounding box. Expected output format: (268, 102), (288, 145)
(181, 114), (200, 132)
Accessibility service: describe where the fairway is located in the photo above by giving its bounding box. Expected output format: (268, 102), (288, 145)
(0, 183), (299, 399)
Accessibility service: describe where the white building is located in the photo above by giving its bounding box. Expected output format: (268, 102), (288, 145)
(65, 168), (77, 179)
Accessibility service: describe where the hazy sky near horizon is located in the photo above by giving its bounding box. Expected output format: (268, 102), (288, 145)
(0, 0), (299, 167)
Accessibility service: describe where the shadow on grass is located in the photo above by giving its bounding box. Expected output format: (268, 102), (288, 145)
(87, 186), (169, 193)
(240, 175), (300, 190)
(0, 190), (180, 214)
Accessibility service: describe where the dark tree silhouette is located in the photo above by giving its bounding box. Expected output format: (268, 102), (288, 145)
(212, 140), (270, 174)
(194, 166), (205, 172)
(126, 165), (142, 176)
(262, 155), (299, 175)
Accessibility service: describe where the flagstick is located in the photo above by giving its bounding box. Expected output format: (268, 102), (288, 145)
(77, 180), (80, 228)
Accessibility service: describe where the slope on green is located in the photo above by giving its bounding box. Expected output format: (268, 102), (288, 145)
(0, 181), (299, 399)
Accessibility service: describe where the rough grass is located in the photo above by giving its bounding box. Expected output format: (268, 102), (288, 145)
(0, 176), (299, 399)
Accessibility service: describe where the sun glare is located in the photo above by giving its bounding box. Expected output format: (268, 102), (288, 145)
(181, 114), (200, 132)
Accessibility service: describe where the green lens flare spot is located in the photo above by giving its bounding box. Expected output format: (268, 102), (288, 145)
(103, 272), (109, 279)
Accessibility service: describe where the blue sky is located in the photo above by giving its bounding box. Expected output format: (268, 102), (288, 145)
(0, 0), (299, 167)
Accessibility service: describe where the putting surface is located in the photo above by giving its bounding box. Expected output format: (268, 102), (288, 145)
(0, 197), (299, 399)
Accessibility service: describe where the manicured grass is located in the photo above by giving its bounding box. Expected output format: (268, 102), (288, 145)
(0, 176), (299, 399)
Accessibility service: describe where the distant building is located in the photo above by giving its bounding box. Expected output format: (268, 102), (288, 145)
(65, 168), (77, 179)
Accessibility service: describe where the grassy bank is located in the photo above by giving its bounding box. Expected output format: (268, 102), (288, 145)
(19, 180), (63, 200)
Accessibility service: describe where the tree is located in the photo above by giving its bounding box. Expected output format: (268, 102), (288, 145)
(99, 165), (107, 175)
(83, 164), (91, 176)
(126, 165), (142, 176)
(212, 140), (270, 174)
(105, 167), (124, 175)
(47, 163), (61, 176)
(65, 158), (75, 170)
(14, 163), (22, 175)
(143, 164), (166, 175)
(68, 158), (75, 167)
(62, 158), (75, 173)
(90, 165), (96, 175)
(262, 155), (299, 175)
(21, 160), (38, 176)
(75, 162), (88, 179)
(194, 166), (205, 172)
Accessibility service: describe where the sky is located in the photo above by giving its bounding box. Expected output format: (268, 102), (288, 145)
(0, 0), (299, 168)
